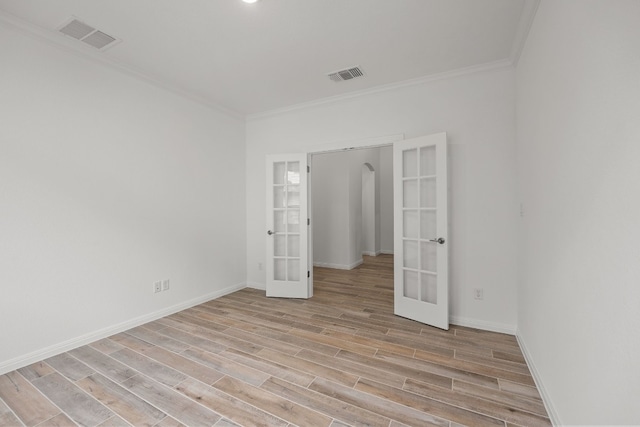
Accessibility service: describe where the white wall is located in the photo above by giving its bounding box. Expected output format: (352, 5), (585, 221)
(0, 24), (246, 372)
(246, 65), (519, 332)
(379, 145), (394, 253)
(516, 1), (640, 424)
(310, 151), (351, 268)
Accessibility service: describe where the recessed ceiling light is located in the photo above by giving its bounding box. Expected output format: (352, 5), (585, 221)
(242, 0), (259, 3)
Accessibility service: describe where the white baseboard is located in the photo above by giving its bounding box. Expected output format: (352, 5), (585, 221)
(313, 259), (363, 270)
(246, 281), (266, 290)
(380, 250), (394, 255)
(0, 281), (247, 376)
(516, 330), (561, 427)
(361, 251), (379, 257)
(449, 315), (516, 335)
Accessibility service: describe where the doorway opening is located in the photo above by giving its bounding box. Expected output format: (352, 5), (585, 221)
(309, 145), (393, 273)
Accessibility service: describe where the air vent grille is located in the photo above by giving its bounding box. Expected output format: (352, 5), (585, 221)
(57, 18), (119, 51)
(328, 66), (365, 82)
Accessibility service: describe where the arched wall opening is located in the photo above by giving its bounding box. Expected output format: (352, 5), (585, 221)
(361, 163), (377, 256)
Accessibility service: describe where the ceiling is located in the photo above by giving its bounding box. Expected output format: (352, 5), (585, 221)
(0, 0), (537, 117)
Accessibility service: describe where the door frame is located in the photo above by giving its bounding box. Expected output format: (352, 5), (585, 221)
(305, 133), (404, 293)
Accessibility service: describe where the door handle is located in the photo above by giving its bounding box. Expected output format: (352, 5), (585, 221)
(267, 230), (274, 235)
(429, 237), (445, 244)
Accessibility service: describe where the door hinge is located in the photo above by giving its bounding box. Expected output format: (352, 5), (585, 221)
(307, 166), (310, 173)
(307, 271), (310, 278)
(307, 218), (310, 226)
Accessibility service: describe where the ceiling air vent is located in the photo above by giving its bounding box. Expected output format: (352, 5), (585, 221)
(57, 18), (120, 51)
(328, 66), (364, 82)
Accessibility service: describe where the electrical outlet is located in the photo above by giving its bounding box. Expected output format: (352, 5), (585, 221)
(162, 279), (170, 291)
(474, 288), (484, 300)
(154, 281), (162, 293)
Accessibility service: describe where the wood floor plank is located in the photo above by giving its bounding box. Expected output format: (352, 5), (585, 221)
(219, 348), (315, 387)
(260, 377), (391, 427)
(390, 329), (497, 357)
(374, 349), (501, 389)
(452, 379), (547, 416)
(288, 328), (378, 356)
(108, 333), (155, 353)
(153, 326), (227, 355)
(335, 349), (453, 390)
(404, 378), (552, 427)
(455, 350), (532, 375)
(498, 379), (543, 401)
(414, 349), (536, 387)
(90, 338), (125, 355)
(32, 372), (114, 427)
(356, 377), (505, 427)
(109, 348), (187, 387)
(356, 330), (456, 358)
(37, 413), (77, 427)
(135, 346), (225, 385)
(0, 372), (60, 427)
(121, 375), (220, 427)
(174, 377), (286, 427)
(296, 349), (407, 389)
(124, 326), (190, 353)
(68, 346), (137, 384)
(96, 414), (133, 427)
(76, 373), (166, 426)
(321, 329), (416, 357)
(0, 397), (25, 427)
(492, 350), (526, 365)
(309, 377), (450, 427)
(215, 325), (302, 356)
(159, 319), (263, 355)
(211, 376), (332, 427)
(44, 353), (94, 381)
(181, 348), (270, 387)
(169, 311), (230, 333)
(17, 362), (55, 382)
(256, 348), (359, 388)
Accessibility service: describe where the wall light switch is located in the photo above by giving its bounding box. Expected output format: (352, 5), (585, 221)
(162, 279), (170, 291)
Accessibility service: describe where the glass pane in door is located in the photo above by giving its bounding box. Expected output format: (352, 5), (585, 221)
(420, 146), (436, 176)
(271, 160), (302, 283)
(420, 273), (437, 304)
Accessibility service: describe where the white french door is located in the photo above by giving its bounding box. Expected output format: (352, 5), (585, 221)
(265, 154), (311, 298)
(393, 133), (449, 329)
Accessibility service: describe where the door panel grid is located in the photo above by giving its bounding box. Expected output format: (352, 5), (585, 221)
(272, 161), (301, 282)
(401, 146), (438, 304)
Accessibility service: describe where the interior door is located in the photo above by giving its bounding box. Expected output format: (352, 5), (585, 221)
(265, 154), (310, 298)
(393, 133), (449, 329)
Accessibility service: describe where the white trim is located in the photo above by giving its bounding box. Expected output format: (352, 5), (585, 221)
(449, 316), (516, 335)
(313, 259), (363, 270)
(0, 11), (242, 120)
(247, 59), (513, 121)
(361, 251), (381, 257)
(307, 134), (404, 155)
(0, 281), (246, 375)
(246, 281), (266, 290)
(509, 0), (541, 66)
(516, 330), (561, 427)
(380, 250), (394, 255)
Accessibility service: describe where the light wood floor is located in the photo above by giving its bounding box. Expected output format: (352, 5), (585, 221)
(0, 255), (550, 427)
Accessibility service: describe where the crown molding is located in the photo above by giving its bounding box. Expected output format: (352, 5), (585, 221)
(509, 0), (541, 66)
(0, 11), (243, 121)
(247, 59), (514, 122)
